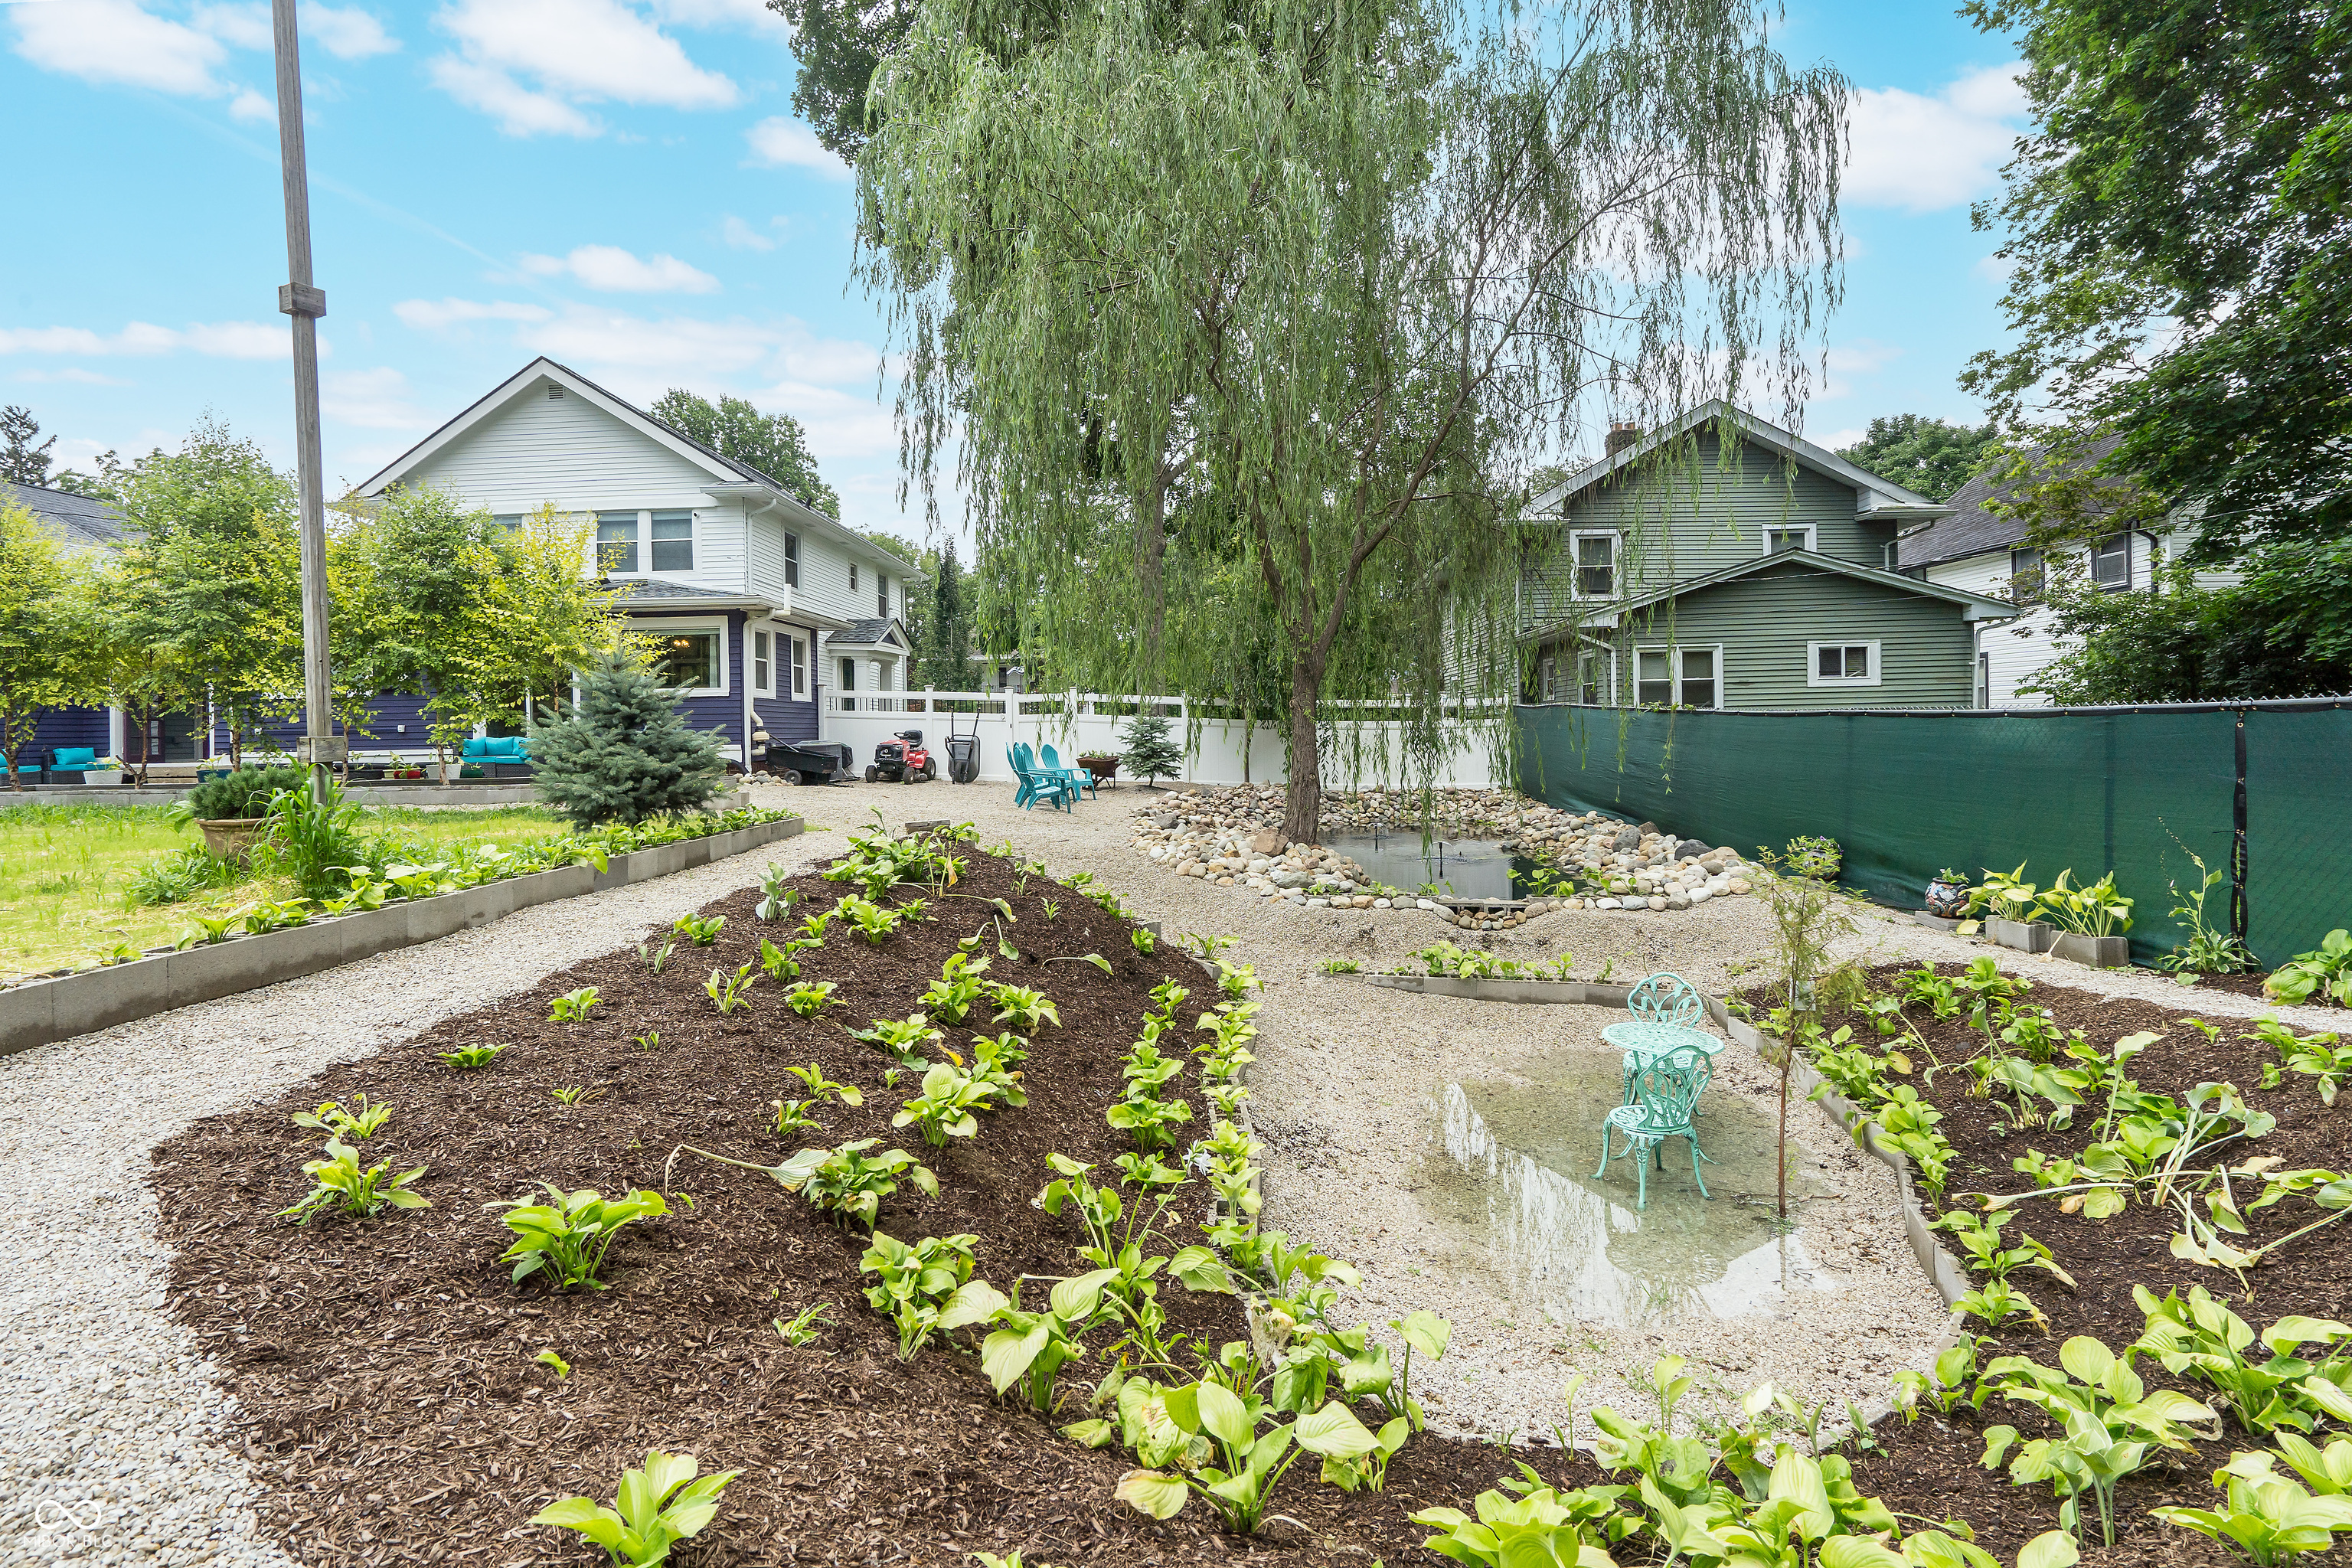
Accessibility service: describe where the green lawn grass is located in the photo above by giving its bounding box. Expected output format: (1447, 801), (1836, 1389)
(0, 800), (574, 982)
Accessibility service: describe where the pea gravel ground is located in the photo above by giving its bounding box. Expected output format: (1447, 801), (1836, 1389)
(5, 779), (2338, 1565)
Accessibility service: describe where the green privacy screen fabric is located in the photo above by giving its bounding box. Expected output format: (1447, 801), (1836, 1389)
(1514, 703), (2349, 970)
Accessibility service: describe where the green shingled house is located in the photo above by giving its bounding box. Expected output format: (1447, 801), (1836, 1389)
(1522, 403), (2017, 710)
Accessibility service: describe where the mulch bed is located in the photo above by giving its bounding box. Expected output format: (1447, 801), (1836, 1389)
(152, 848), (1602, 1568)
(1738, 962), (2352, 1567)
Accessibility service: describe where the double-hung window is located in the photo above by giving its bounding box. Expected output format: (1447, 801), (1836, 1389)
(849, 564), (859, 593)
(1808, 640), (1880, 687)
(596, 511), (639, 573)
(753, 629), (773, 695)
(649, 511), (694, 572)
(1576, 648), (1615, 706)
(2089, 532), (2131, 589)
(2009, 547), (2043, 603)
(877, 573), (890, 617)
(838, 657), (857, 692)
(783, 531), (800, 588)
(1635, 645), (1720, 707)
(1572, 532), (1617, 598)
(790, 636), (807, 697)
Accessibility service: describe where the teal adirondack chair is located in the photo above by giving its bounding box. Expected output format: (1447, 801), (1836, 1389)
(1008, 743), (1074, 811)
(1594, 1041), (1715, 1207)
(1037, 743), (1096, 799)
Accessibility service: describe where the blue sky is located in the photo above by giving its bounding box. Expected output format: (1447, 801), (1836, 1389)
(1, 0), (2030, 537)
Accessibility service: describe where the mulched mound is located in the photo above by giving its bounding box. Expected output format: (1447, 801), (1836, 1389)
(1740, 962), (2352, 1566)
(153, 848), (1601, 1567)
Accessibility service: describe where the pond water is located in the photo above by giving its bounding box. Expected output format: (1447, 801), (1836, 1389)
(1322, 831), (1544, 900)
(1412, 1054), (1841, 1329)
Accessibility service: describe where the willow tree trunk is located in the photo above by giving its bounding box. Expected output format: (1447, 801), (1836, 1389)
(1281, 645), (1325, 844)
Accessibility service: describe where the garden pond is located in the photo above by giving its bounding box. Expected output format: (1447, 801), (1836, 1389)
(1322, 830), (1548, 900)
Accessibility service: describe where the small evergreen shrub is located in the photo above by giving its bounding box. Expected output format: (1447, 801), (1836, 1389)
(185, 765), (307, 821)
(528, 651), (730, 828)
(1119, 712), (1184, 787)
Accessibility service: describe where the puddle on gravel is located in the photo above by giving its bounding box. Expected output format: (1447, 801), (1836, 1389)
(1411, 1054), (1842, 1329)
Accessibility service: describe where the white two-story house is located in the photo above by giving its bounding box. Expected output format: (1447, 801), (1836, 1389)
(355, 358), (919, 766)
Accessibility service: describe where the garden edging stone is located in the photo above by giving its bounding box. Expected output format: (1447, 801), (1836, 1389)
(0, 816), (803, 1057)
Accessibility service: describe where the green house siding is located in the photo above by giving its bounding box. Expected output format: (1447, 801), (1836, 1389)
(1561, 564), (1978, 708)
(1523, 430), (1903, 634)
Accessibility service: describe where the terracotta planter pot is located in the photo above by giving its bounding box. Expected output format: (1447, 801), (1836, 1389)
(197, 817), (266, 859)
(2051, 932), (2130, 969)
(1988, 916), (2055, 954)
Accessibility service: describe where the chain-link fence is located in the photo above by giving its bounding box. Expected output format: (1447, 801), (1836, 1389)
(1516, 698), (2352, 969)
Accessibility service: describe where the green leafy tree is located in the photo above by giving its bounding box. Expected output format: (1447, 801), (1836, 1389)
(529, 650), (730, 827)
(446, 505), (618, 733)
(651, 389), (841, 518)
(112, 420), (302, 769)
(356, 485), (508, 779)
(83, 555), (197, 787)
(1835, 415), (2004, 501)
(1, 406), (57, 487)
(766, 0), (919, 162)
(2020, 543), (2352, 704)
(861, 0), (1847, 843)
(0, 501), (97, 786)
(858, 526), (932, 656)
(1960, 0), (2352, 561)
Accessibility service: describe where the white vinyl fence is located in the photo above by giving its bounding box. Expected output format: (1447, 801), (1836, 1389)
(820, 691), (1506, 790)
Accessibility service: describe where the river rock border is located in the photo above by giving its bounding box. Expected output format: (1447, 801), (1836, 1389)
(0, 816), (805, 1057)
(1354, 971), (1970, 1309)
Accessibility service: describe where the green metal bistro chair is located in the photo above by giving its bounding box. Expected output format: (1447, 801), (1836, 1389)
(1593, 1041), (1715, 1208)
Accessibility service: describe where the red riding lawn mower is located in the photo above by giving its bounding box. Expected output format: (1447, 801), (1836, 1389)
(864, 730), (936, 784)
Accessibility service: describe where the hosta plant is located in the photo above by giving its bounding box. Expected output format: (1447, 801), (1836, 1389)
(784, 1062), (863, 1106)
(965, 1033), (1030, 1106)
(704, 962), (757, 1015)
(548, 987), (600, 1023)
(838, 894), (908, 944)
(757, 936), (814, 981)
(671, 1138), (936, 1231)
(988, 984), (1060, 1031)
(1113, 1380), (1378, 1533)
(2252, 1018), (2352, 1106)
(529, 1449), (740, 1568)
(1108, 1090), (1193, 1153)
(2132, 1285), (2352, 1433)
(756, 863), (799, 920)
(1981, 1334), (2215, 1544)
(279, 1138), (430, 1224)
(438, 1043), (507, 1070)
(291, 1094), (391, 1142)
(1410, 1481), (1621, 1567)
(893, 1062), (1000, 1147)
(920, 951), (991, 1024)
(2152, 1449), (2352, 1566)
(934, 1271), (1109, 1413)
(674, 913), (727, 946)
(782, 980), (839, 1019)
(2268, 930), (2352, 1008)
(485, 1183), (672, 1291)
(860, 1230), (984, 1359)
(851, 1012), (944, 1064)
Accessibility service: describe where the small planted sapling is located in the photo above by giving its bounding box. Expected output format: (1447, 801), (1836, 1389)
(529, 1449), (740, 1568)
(782, 980), (840, 1019)
(438, 1043), (507, 1070)
(635, 938), (677, 973)
(535, 1348), (572, 1379)
(279, 1138), (430, 1224)
(485, 1183), (672, 1291)
(550, 1084), (606, 1106)
(548, 987), (600, 1024)
(674, 912), (727, 946)
(773, 1301), (835, 1348)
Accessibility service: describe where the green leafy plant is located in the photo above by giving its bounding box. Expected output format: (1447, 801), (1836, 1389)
(851, 1012), (944, 1065)
(2269, 930), (2352, 1008)
(278, 1137), (430, 1224)
(438, 1042), (507, 1070)
(988, 984), (1060, 1031)
(936, 1272), (1108, 1415)
(892, 1061), (1001, 1147)
(782, 980), (840, 1018)
(966, 1033), (1031, 1106)
(1318, 957), (1362, 975)
(291, 1094), (391, 1141)
(1112, 1380), (1378, 1533)
(2152, 1449), (2352, 1565)
(838, 894), (909, 945)
(1410, 1480), (1622, 1567)
(861, 1230), (984, 1359)
(704, 962), (757, 1015)
(757, 936), (811, 981)
(550, 1084), (605, 1106)
(1981, 1334), (2216, 1544)
(756, 863), (800, 921)
(1132, 927), (1156, 955)
(673, 912), (727, 946)
(635, 938), (677, 973)
(2253, 1018), (2352, 1106)
(919, 950), (992, 1024)
(2133, 1285), (2352, 1434)
(240, 897), (313, 933)
(178, 906), (250, 947)
(1783, 834), (1842, 880)
(549, 986), (600, 1023)
(774, 1302), (834, 1348)
(2039, 869), (2135, 938)
(485, 1184), (671, 1291)
(670, 1138), (936, 1231)
(529, 1449), (740, 1567)
(2161, 843), (2255, 979)
(633, 1030), (661, 1054)
(535, 1348), (572, 1379)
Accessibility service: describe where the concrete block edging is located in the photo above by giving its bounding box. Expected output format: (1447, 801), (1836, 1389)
(0, 817), (805, 1059)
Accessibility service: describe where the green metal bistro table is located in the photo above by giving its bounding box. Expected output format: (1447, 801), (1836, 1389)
(1601, 1019), (1724, 1104)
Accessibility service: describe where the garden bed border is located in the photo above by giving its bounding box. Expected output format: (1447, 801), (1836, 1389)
(1357, 971), (1970, 1309)
(0, 815), (804, 1058)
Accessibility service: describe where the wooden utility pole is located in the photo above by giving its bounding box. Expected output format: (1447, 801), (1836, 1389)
(271, 0), (341, 800)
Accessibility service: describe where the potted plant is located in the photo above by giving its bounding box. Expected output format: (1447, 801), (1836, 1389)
(83, 756), (128, 786)
(2040, 869), (2134, 967)
(172, 763), (306, 858)
(1075, 751), (1121, 788)
(1923, 867), (1971, 920)
(1964, 862), (2053, 952)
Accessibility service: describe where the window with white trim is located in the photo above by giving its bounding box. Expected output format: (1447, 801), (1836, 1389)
(849, 564), (859, 593)
(1571, 532), (1618, 598)
(1635, 645), (1720, 707)
(783, 531), (800, 588)
(753, 629), (773, 696)
(1537, 655), (1557, 700)
(1808, 640), (1880, 687)
(877, 572), (890, 617)
(648, 511), (694, 572)
(1764, 525), (1815, 556)
(596, 511), (639, 573)
(1576, 648), (1615, 706)
(2090, 532), (2131, 589)
(2009, 547), (2043, 603)
(838, 657), (856, 691)
(791, 635), (807, 697)
(652, 630), (721, 692)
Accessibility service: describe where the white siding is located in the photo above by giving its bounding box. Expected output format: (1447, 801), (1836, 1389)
(1926, 531), (2167, 707)
(403, 381), (750, 594)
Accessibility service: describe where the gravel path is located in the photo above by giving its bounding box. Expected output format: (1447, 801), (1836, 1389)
(5, 778), (2329, 1563)
(0, 825), (841, 1567)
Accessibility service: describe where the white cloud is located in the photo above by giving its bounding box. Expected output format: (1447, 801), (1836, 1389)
(228, 85), (273, 121)
(322, 367), (430, 430)
(11, 0), (229, 94)
(393, 297), (555, 330)
(518, 243), (721, 293)
(1813, 427), (1869, 454)
(0, 319), (286, 359)
(306, 4), (398, 58)
(1973, 252), (2017, 285)
(651, 0), (784, 25)
(429, 0), (737, 137)
(745, 116), (848, 178)
(1845, 64), (2027, 214)
(12, 368), (135, 387)
(188, 2), (273, 51)
(720, 214), (776, 252)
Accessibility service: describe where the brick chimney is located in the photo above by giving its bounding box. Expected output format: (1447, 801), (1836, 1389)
(1606, 423), (1642, 457)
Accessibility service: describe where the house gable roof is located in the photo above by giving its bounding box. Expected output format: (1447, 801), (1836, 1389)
(1528, 547), (2016, 642)
(351, 357), (919, 580)
(1532, 400), (1953, 524)
(1894, 433), (2127, 570)
(828, 617), (911, 652)
(4, 480), (127, 552)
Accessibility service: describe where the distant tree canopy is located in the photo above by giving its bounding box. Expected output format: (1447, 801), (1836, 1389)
(766, 0), (919, 162)
(651, 389), (840, 519)
(1961, 0), (2352, 562)
(1834, 415), (2002, 503)
(1, 406), (57, 488)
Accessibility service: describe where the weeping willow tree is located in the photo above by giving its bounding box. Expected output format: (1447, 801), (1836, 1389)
(859, 0), (1844, 842)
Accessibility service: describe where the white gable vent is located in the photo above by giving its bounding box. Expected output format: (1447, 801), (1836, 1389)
(546, 384), (565, 400)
